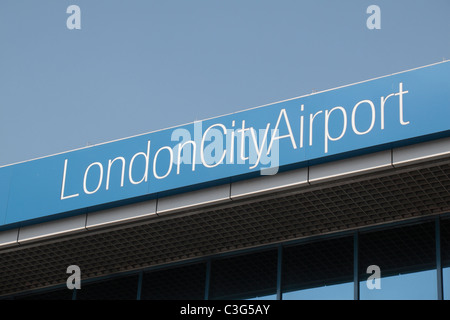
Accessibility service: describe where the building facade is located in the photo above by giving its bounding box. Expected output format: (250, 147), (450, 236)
(1, 61), (449, 300)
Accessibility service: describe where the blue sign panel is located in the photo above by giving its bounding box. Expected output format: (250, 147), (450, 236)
(1, 61), (449, 228)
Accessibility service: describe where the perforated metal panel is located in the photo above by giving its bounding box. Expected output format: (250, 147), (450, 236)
(1, 158), (450, 297)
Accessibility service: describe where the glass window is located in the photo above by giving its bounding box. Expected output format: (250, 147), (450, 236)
(76, 274), (139, 300)
(359, 222), (437, 300)
(140, 263), (206, 300)
(14, 287), (73, 300)
(282, 236), (354, 300)
(440, 218), (450, 299)
(210, 249), (277, 300)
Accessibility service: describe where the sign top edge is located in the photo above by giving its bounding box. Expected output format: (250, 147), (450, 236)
(1, 59), (449, 169)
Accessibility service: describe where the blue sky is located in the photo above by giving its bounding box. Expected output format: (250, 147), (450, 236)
(0, 0), (449, 166)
